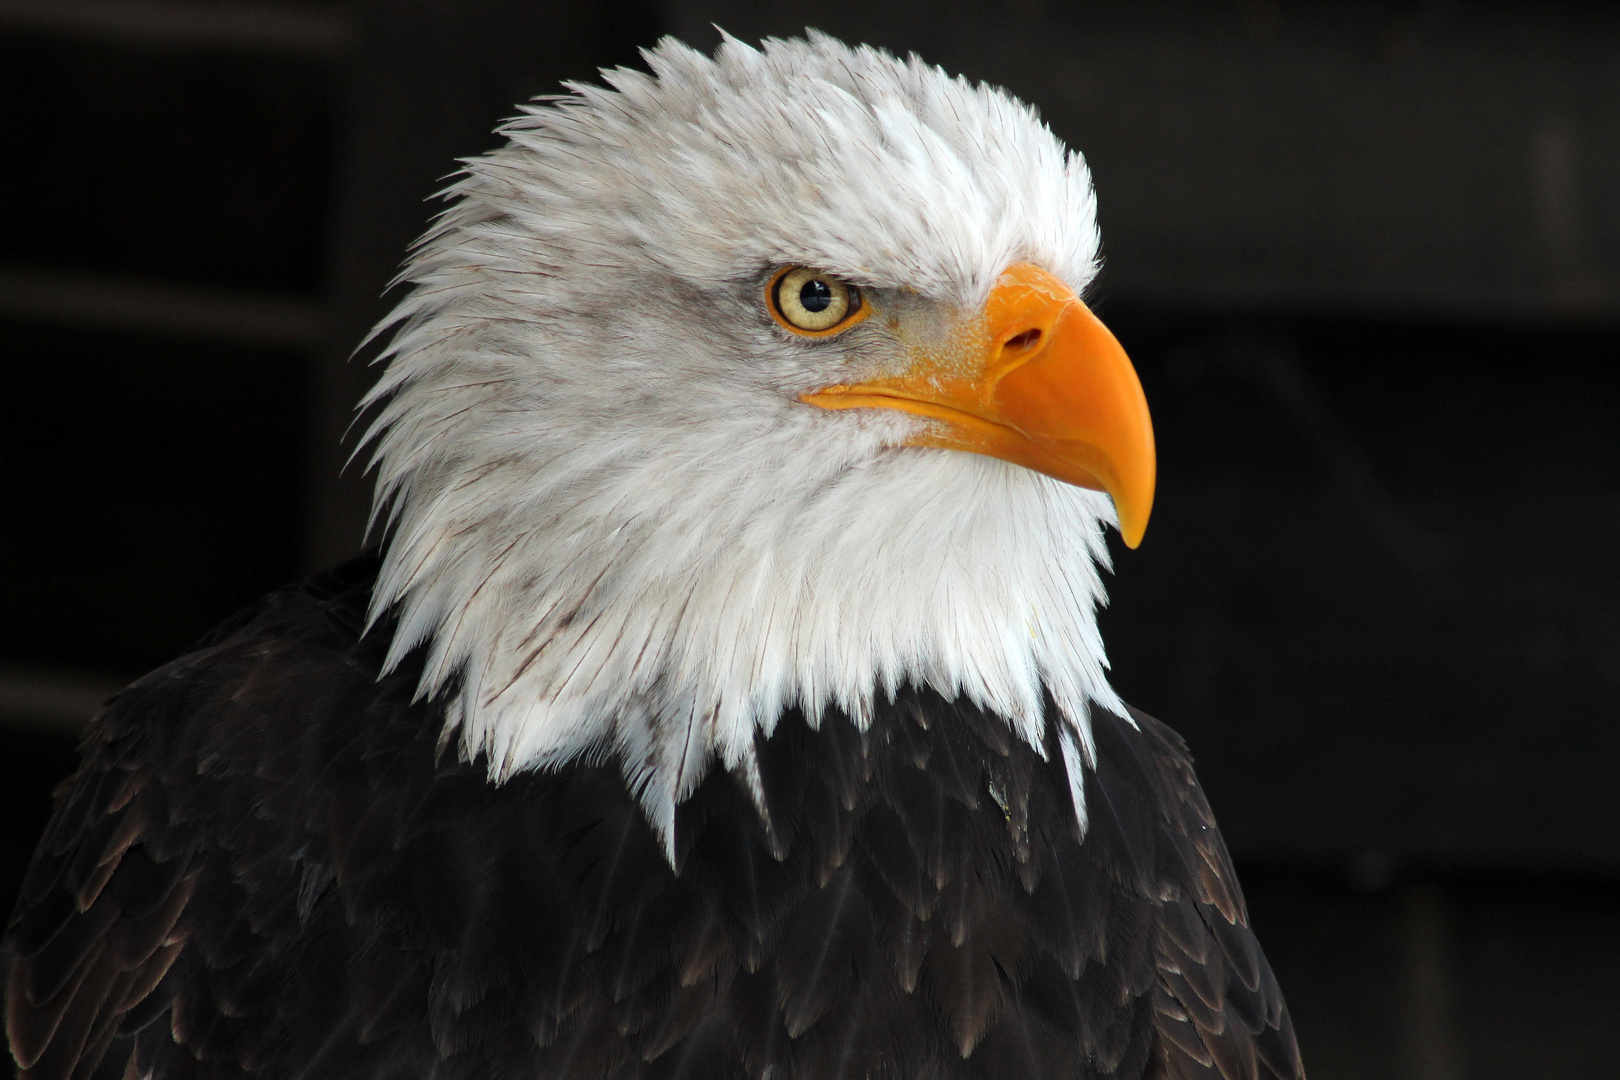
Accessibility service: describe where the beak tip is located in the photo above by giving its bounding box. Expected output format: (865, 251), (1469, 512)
(1114, 493), (1152, 550)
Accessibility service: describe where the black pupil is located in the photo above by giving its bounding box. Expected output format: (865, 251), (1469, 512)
(799, 278), (834, 313)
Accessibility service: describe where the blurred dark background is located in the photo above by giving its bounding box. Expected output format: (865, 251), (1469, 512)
(2, 1), (1618, 1076)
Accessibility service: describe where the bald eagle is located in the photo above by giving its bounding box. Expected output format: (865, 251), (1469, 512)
(4, 33), (1303, 1080)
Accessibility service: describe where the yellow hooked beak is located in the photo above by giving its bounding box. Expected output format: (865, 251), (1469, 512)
(801, 263), (1157, 547)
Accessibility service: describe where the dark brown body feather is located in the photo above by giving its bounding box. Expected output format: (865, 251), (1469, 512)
(3, 556), (1303, 1080)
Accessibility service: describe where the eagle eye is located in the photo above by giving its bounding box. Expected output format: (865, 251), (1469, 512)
(769, 267), (865, 335)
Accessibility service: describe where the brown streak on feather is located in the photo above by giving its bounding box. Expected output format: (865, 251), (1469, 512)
(105, 770), (148, 816)
(119, 941), (183, 1017)
(74, 808), (148, 914)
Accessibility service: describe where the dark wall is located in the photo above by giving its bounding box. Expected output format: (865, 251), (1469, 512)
(1099, 312), (1620, 869)
(0, 0), (658, 676)
(0, 27), (332, 676)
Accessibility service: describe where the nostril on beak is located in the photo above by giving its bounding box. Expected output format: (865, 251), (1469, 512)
(1003, 328), (1042, 351)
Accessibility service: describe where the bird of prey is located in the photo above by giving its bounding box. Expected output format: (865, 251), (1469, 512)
(4, 33), (1304, 1080)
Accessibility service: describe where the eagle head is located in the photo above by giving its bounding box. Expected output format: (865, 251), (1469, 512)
(359, 32), (1155, 851)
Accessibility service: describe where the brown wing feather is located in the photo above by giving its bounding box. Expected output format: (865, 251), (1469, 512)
(2, 567), (325, 1080)
(1123, 708), (1306, 1080)
(4, 752), (195, 1080)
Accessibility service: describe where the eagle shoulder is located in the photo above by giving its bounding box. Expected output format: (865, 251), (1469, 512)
(1086, 706), (1305, 1079)
(2, 556), (427, 1080)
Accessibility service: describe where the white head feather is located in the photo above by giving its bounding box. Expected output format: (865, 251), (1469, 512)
(360, 32), (1127, 856)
